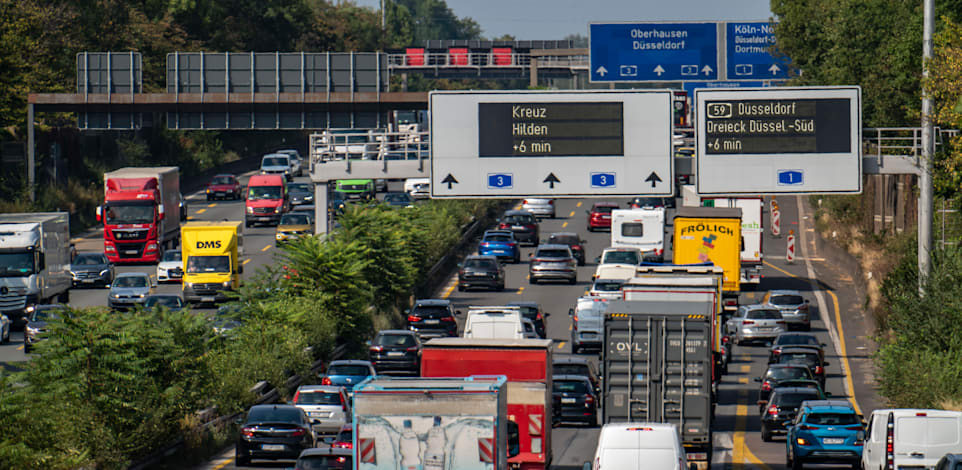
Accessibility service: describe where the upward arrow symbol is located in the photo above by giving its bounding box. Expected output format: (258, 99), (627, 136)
(441, 173), (458, 189)
(543, 173), (561, 189)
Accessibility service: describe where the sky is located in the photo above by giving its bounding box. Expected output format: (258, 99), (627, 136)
(357, 0), (774, 39)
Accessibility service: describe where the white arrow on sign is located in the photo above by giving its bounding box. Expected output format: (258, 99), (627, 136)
(701, 65), (714, 75)
(596, 66), (608, 77)
(653, 65), (665, 76)
(769, 64), (781, 74)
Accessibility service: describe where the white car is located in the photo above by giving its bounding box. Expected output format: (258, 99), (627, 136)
(276, 149), (303, 176)
(592, 247), (644, 281)
(404, 178), (430, 200)
(156, 249), (183, 283)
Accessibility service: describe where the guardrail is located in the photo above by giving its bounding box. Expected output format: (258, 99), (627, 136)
(863, 127), (958, 160)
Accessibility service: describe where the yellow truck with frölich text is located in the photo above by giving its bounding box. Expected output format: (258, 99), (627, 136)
(672, 207), (742, 310)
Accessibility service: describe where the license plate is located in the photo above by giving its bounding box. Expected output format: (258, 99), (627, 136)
(561, 398), (576, 404)
(82, 279), (95, 283)
(387, 351), (404, 356)
(512, 225), (525, 230)
(262, 444), (285, 451)
(602, 215), (611, 219)
(201, 296), (216, 303)
(425, 319), (440, 325)
(758, 327), (774, 332)
(125, 250), (138, 255)
(823, 438), (845, 445)
(493, 250), (506, 254)
(309, 411), (329, 418)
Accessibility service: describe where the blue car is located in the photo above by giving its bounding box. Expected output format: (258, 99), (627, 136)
(786, 400), (865, 470)
(320, 360), (376, 393)
(478, 230), (520, 263)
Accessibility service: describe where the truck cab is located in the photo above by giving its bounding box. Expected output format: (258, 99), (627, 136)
(0, 213), (72, 325)
(181, 221), (243, 304)
(98, 167), (181, 264)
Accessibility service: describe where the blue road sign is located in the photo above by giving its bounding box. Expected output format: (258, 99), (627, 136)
(487, 173), (513, 189)
(590, 172), (616, 188)
(590, 23), (718, 82)
(682, 81), (768, 95)
(777, 170), (804, 186)
(726, 22), (790, 80)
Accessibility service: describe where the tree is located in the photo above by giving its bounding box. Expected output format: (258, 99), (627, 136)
(924, 17), (962, 198)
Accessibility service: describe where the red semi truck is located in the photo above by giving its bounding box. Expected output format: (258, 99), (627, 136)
(421, 338), (553, 470)
(97, 167), (181, 264)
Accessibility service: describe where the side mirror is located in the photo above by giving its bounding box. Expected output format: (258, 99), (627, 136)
(754, 377), (762, 382)
(805, 299), (810, 303)
(544, 312), (551, 317)
(38, 253), (45, 270)
(238, 264), (244, 274)
(823, 361), (830, 366)
(594, 256), (601, 263)
(312, 419), (321, 425)
(96, 205), (103, 222)
(825, 392), (833, 397)
(455, 310), (462, 315)
(151, 282), (158, 288)
(365, 340), (372, 346)
(528, 252), (533, 257)
(404, 309), (410, 315)
(568, 308), (574, 316)
(757, 400), (767, 406)
(582, 463), (593, 470)
(233, 415), (245, 425)
(821, 343), (827, 347)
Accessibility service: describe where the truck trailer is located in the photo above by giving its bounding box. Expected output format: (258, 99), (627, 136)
(601, 299), (714, 469)
(672, 206), (742, 312)
(0, 212), (72, 325)
(180, 221), (243, 304)
(699, 196), (764, 286)
(352, 375), (517, 470)
(98, 167), (181, 264)
(421, 338), (552, 470)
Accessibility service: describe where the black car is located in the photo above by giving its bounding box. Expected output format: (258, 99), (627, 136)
(295, 447), (352, 470)
(552, 357), (601, 398)
(143, 294), (186, 312)
(497, 210), (540, 246)
(382, 191), (413, 208)
(458, 255), (505, 291)
(546, 232), (586, 266)
(775, 346), (829, 387)
(552, 375), (598, 426)
(406, 299), (459, 339)
(69, 252), (113, 288)
(755, 363), (816, 405)
(287, 183), (314, 206)
(769, 333), (826, 363)
(369, 330), (421, 375)
(23, 304), (67, 353)
(760, 387), (823, 441)
(236, 404), (316, 466)
(507, 301), (548, 339)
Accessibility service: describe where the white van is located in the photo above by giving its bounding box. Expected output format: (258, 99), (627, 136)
(462, 306), (524, 339)
(862, 409), (962, 470)
(404, 177), (430, 200)
(569, 296), (609, 353)
(610, 209), (665, 262)
(591, 423), (687, 470)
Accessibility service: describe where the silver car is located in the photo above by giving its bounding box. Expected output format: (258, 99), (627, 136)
(762, 289), (812, 331)
(725, 304), (786, 345)
(522, 198), (555, 218)
(529, 244), (577, 285)
(292, 385), (351, 436)
(108, 272), (155, 310)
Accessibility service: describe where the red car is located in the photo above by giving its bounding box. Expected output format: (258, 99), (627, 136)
(205, 174), (242, 201)
(586, 202), (619, 231)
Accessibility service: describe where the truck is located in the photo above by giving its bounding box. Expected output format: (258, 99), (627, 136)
(622, 264), (729, 378)
(180, 221), (243, 304)
(610, 208), (665, 262)
(601, 299), (714, 469)
(98, 167), (181, 264)
(421, 338), (552, 470)
(672, 206), (742, 312)
(352, 375), (518, 470)
(0, 212), (72, 326)
(681, 186), (765, 287)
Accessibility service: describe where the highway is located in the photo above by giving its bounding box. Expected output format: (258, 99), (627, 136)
(192, 194), (879, 470)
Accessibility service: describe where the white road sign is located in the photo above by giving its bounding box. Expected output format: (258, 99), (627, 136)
(429, 90), (673, 198)
(695, 86), (862, 195)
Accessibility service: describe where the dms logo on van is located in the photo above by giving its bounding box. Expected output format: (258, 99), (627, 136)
(196, 240), (222, 249)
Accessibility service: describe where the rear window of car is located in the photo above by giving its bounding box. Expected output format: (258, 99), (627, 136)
(778, 353), (818, 366)
(327, 365), (372, 376)
(602, 251), (640, 264)
(549, 234), (579, 245)
(484, 234), (513, 242)
(774, 391), (821, 407)
(373, 334), (417, 347)
(776, 335), (820, 347)
(766, 366), (813, 380)
(593, 205), (615, 213)
(536, 249), (570, 258)
(503, 214), (535, 224)
(248, 406), (303, 423)
(464, 259), (497, 270)
(747, 309), (782, 320)
(554, 364), (589, 377)
(295, 391), (342, 405)
(805, 413), (860, 425)
(553, 380), (589, 394)
(296, 455), (352, 470)
(412, 306), (452, 318)
(593, 281), (623, 292)
(770, 294), (805, 306)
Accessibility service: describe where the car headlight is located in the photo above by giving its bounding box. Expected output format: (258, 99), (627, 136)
(305, 195), (314, 201)
(26, 326), (38, 336)
(112, 293), (121, 299)
(137, 294), (146, 298)
(222, 281), (232, 288)
(184, 282), (193, 288)
(206, 189), (211, 193)
(69, 271), (77, 277)
(246, 207), (254, 214)
(276, 233), (285, 240)
(100, 269), (109, 276)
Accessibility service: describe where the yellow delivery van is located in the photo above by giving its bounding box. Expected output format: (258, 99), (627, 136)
(181, 221), (243, 304)
(673, 206), (742, 300)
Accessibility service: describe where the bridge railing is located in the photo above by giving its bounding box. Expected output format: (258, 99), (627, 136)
(386, 52), (588, 70)
(863, 127), (959, 161)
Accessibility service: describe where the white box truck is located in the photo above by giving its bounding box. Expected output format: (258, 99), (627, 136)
(0, 212), (72, 326)
(610, 209), (665, 262)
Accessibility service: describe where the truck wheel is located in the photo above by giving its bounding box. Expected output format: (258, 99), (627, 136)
(569, 277), (577, 285)
(529, 277), (537, 285)
(235, 452), (250, 467)
(761, 424), (772, 442)
(457, 284), (464, 292)
(572, 343), (580, 354)
(57, 290), (70, 303)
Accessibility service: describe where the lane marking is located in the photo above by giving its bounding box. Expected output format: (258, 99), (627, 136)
(738, 377), (749, 384)
(557, 341), (566, 350)
(568, 211), (575, 217)
(733, 389), (772, 470)
(196, 208), (207, 214)
(440, 279), (458, 299)
(576, 201), (582, 207)
(762, 260), (795, 277)
(739, 365), (751, 373)
(17, 344), (24, 351)
(261, 245), (271, 252)
(211, 456), (234, 470)
(207, 203), (216, 208)
(562, 221), (568, 228)
(828, 288), (863, 417)
(242, 259), (251, 265)
(516, 287), (525, 295)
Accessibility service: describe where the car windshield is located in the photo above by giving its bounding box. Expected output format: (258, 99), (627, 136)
(105, 203), (154, 224)
(412, 306), (451, 318)
(554, 380), (589, 394)
(484, 234), (513, 242)
(593, 281), (623, 291)
(281, 214), (312, 225)
(161, 250), (181, 262)
(73, 254), (106, 265)
(296, 455), (352, 470)
(776, 335), (820, 347)
(31, 308), (63, 322)
(328, 365), (372, 376)
(549, 234), (579, 245)
(805, 413), (860, 425)
(602, 251), (640, 264)
(510, 306), (539, 318)
(464, 259), (497, 270)
(263, 156), (289, 167)
(374, 334), (416, 347)
(770, 294), (805, 306)
(537, 249), (570, 258)
(502, 214), (535, 224)
(339, 182), (371, 191)
(766, 367), (813, 380)
(289, 184), (311, 193)
(114, 276), (148, 288)
(554, 364), (589, 377)
(211, 176), (234, 185)
(775, 391), (820, 407)
(248, 185), (282, 200)
(186, 255), (230, 274)
(145, 296), (183, 308)
(295, 391), (342, 405)
(593, 205), (616, 213)
(247, 406), (302, 424)
(384, 193), (411, 203)
(778, 353), (819, 366)
(747, 309), (782, 320)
